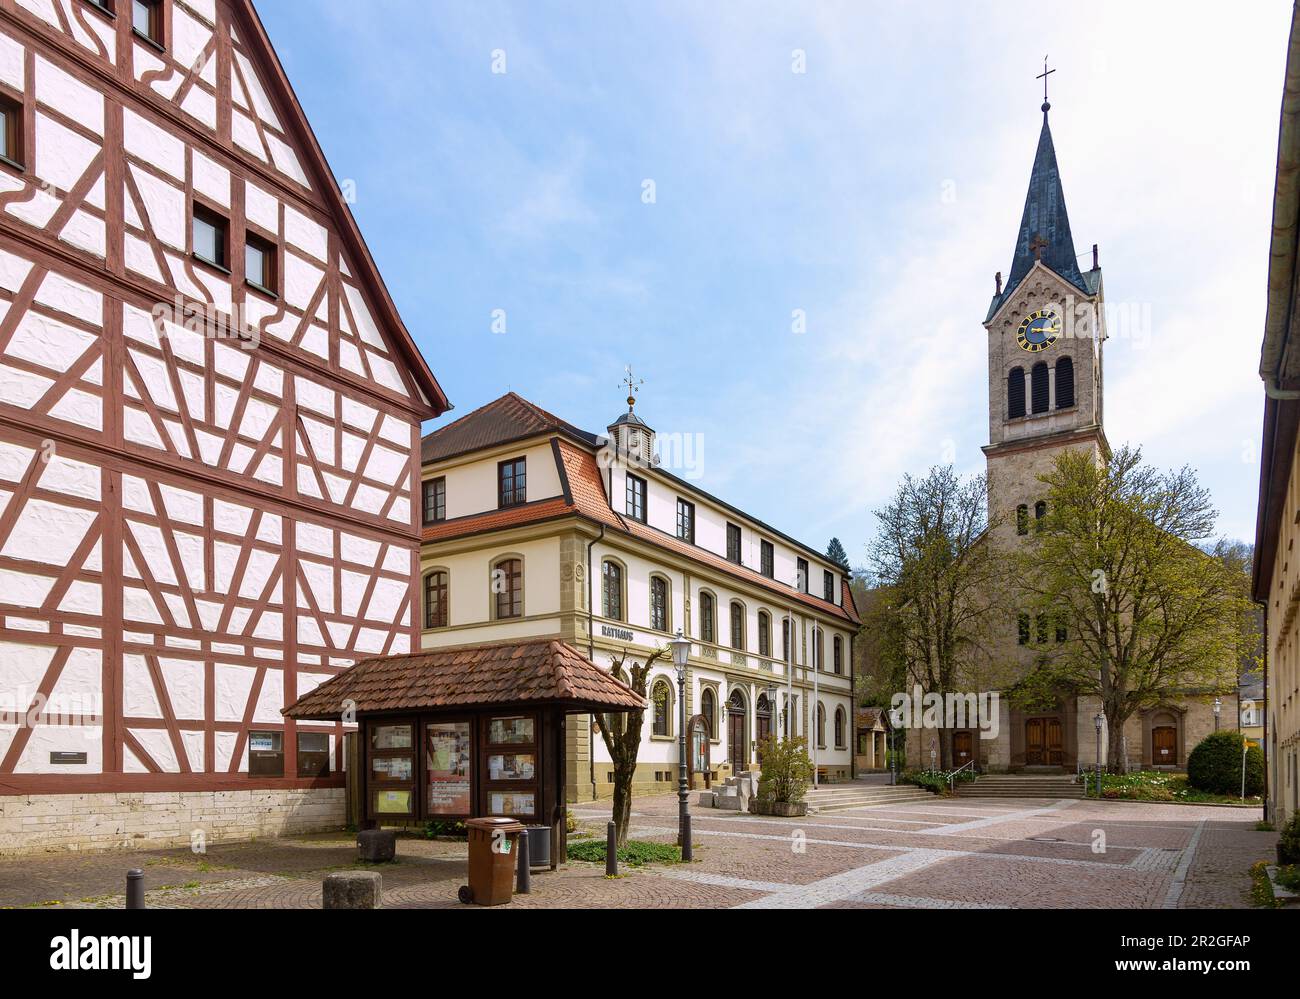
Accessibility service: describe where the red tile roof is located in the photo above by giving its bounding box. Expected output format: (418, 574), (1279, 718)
(283, 639), (647, 720)
(421, 392), (599, 464)
(421, 437), (859, 626)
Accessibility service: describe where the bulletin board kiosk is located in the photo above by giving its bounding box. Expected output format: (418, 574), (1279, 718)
(284, 638), (646, 868)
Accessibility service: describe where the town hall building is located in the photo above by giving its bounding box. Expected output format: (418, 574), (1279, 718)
(416, 390), (859, 804)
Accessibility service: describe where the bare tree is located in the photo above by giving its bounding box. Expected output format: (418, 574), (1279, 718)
(592, 645), (669, 848)
(866, 466), (1010, 769)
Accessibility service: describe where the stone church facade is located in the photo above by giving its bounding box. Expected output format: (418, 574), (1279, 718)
(907, 98), (1224, 774)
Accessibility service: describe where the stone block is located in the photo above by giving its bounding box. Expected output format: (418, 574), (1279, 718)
(323, 870), (382, 909)
(357, 829), (396, 862)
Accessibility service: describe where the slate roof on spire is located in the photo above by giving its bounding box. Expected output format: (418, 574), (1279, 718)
(987, 107), (1091, 320)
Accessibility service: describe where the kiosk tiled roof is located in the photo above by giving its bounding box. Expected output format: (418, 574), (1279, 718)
(283, 639), (647, 720)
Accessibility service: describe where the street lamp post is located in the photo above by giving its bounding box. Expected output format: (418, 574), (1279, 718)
(670, 629), (693, 862)
(888, 710), (901, 786)
(1213, 696), (1222, 733)
(1093, 712), (1104, 798)
(765, 682), (777, 761)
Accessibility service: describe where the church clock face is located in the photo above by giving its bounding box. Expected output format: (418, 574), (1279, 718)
(1016, 309), (1060, 352)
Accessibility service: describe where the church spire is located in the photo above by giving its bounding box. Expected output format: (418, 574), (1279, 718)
(999, 85), (1087, 306)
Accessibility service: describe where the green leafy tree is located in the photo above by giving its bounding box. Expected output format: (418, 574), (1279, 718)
(866, 466), (1012, 769)
(592, 646), (669, 848)
(1017, 446), (1256, 772)
(755, 735), (813, 804)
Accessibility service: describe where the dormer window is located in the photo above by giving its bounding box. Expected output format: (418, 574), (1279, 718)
(676, 498), (695, 544)
(726, 523), (741, 564)
(625, 473), (646, 523)
(760, 540), (774, 578)
(796, 558), (809, 593)
(823, 570), (834, 601)
(498, 457), (526, 508)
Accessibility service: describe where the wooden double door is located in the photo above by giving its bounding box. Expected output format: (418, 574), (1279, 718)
(1152, 726), (1177, 766)
(1025, 717), (1063, 766)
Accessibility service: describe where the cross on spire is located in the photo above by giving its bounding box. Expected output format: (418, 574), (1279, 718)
(1036, 55), (1055, 111)
(1029, 232), (1050, 261)
(620, 365), (643, 411)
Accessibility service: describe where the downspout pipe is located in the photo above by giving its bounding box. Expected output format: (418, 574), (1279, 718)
(587, 523), (606, 800)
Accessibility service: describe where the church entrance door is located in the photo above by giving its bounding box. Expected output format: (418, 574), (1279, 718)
(953, 731), (973, 767)
(1153, 726), (1177, 767)
(728, 691), (747, 773)
(1025, 718), (1063, 766)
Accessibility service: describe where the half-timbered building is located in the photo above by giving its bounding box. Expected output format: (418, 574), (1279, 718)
(0, 0), (449, 853)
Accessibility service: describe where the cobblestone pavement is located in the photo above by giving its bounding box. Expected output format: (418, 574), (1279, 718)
(0, 792), (1271, 909)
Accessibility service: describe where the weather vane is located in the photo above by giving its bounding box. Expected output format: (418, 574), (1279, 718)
(1037, 55), (1055, 109)
(620, 365), (643, 411)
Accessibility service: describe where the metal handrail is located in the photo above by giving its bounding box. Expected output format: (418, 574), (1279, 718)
(948, 758), (976, 792)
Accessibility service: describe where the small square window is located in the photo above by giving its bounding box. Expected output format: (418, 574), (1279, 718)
(297, 732), (330, 778)
(192, 205), (228, 270)
(133, 0), (163, 46)
(245, 232), (277, 294)
(0, 94), (23, 169)
(248, 730), (284, 778)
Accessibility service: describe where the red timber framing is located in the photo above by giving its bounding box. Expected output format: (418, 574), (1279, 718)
(0, 0), (449, 795)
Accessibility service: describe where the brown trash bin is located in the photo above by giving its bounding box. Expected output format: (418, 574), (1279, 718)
(459, 816), (525, 906)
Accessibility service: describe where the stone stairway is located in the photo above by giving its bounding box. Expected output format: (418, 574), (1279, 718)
(803, 783), (936, 813)
(956, 773), (1086, 799)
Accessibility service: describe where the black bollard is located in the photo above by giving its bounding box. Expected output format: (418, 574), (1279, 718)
(605, 820), (618, 877)
(126, 868), (145, 909)
(681, 813), (692, 862)
(516, 830), (531, 894)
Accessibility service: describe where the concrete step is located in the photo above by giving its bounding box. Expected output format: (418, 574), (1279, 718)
(957, 775), (1085, 799)
(805, 786), (937, 813)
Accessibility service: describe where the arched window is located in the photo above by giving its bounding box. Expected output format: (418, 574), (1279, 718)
(492, 557), (522, 619)
(758, 611), (771, 657)
(652, 679), (672, 737)
(700, 687), (716, 736)
(1055, 356), (1075, 409)
(698, 591), (715, 644)
(730, 601), (745, 650)
(602, 560), (623, 620)
(1034, 500), (1047, 529)
(1008, 366), (1026, 419)
(1055, 614), (1067, 643)
(834, 707), (846, 748)
(782, 617), (791, 661)
(649, 575), (668, 631)
(814, 628), (824, 671)
(1036, 613), (1048, 644)
(833, 635), (843, 675)
(423, 570), (448, 630)
(1016, 504), (1029, 536)
(816, 703), (826, 747)
(1031, 361), (1049, 413)
(1017, 613), (1030, 645)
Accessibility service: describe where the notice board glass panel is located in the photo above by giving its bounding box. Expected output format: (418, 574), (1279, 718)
(427, 721), (472, 815)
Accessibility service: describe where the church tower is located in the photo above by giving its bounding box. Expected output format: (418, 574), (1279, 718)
(982, 93), (1110, 538)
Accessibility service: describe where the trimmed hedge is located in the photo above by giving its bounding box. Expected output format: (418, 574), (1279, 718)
(1186, 730), (1263, 797)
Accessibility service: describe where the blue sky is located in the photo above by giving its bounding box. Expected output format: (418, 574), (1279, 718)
(259, 0), (1292, 566)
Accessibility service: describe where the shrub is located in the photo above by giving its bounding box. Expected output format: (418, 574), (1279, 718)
(1280, 813), (1300, 865)
(1186, 731), (1263, 796)
(755, 735), (813, 804)
(566, 839), (679, 867)
(901, 768), (975, 795)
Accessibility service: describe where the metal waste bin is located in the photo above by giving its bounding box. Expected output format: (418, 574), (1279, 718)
(523, 825), (552, 869)
(458, 816), (524, 906)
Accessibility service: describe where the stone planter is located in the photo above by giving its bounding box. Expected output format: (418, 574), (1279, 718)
(749, 798), (807, 817)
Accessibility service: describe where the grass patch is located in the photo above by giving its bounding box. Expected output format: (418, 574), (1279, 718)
(1257, 821), (1275, 832)
(566, 838), (681, 868)
(1095, 771), (1262, 805)
(1276, 864), (1300, 892)
(1250, 861), (1281, 908)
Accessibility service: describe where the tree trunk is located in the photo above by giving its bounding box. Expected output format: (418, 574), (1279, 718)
(1106, 717), (1126, 775)
(611, 769), (633, 848)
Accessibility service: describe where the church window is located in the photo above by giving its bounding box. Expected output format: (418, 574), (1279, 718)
(1055, 615), (1067, 643)
(1056, 356), (1075, 409)
(1008, 367), (1026, 419)
(1016, 505), (1029, 536)
(1017, 614), (1029, 645)
(1035, 500), (1047, 528)
(1036, 613), (1048, 644)
(1031, 362), (1049, 413)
